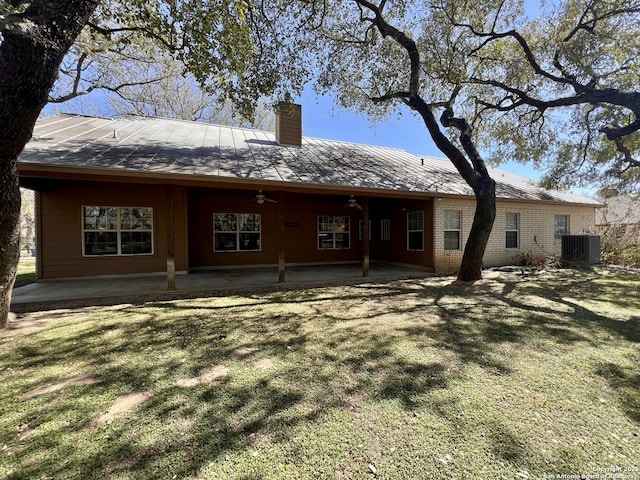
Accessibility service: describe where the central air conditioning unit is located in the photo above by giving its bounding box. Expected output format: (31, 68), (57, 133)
(561, 235), (601, 264)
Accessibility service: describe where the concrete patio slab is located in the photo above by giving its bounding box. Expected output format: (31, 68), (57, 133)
(11, 263), (431, 312)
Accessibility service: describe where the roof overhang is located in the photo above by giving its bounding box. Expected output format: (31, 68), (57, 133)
(18, 162), (603, 207)
(17, 162), (439, 200)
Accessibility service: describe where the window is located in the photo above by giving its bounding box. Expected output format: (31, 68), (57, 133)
(318, 216), (350, 249)
(554, 214), (569, 239)
(506, 212), (519, 248)
(214, 213), (261, 251)
(407, 211), (424, 251)
(83, 206), (153, 256)
(380, 219), (391, 241)
(358, 220), (372, 241)
(444, 210), (461, 250)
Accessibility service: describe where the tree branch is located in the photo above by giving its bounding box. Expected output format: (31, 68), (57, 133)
(369, 91), (410, 103)
(473, 76), (640, 124)
(353, 0), (420, 96)
(613, 137), (640, 170)
(601, 118), (640, 141)
(437, 4), (588, 92)
(563, 0), (640, 42)
(440, 89), (490, 180)
(48, 74), (173, 103)
(87, 21), (178, 52)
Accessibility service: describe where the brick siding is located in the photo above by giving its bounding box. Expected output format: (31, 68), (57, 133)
(433, 198), (597, 274)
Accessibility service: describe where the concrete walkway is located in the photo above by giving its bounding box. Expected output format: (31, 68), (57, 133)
(11, 263), (430, 311)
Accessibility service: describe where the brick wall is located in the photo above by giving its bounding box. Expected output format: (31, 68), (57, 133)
(433, 198), (597, 274)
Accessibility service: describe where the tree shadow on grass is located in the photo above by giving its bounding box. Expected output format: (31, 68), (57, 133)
(596, 362), (640, 424)
(3, 269), (640, 479)
(509, 269), (640, 341)
(3, 287), (463, 479)
(485, 270), (640, 427)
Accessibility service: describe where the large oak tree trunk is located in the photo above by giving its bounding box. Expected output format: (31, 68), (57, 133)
(0, 162), (21, 327)
(457, 175), (496, 282)
(364, 7), (498, 283)
(0, 0), (101, 327)
(408, 97), (497, 282)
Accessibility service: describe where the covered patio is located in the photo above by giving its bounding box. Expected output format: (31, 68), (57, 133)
(11, 263), (431, 312)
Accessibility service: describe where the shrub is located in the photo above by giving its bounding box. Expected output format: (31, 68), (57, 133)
(600, 223), (640, 267)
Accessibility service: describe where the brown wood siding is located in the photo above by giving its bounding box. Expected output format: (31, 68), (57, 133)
(188, 191), (433, 270)
(36, 180), (434, 278)
(189, 190), (280, 267)
(38, 181), (187, 278)
(369, 198), (434, 269)
(35, 191), (43, 279)
(173, 186), (189, 271)
(188, 191), (364, 268)
(283, 194), (362, 263)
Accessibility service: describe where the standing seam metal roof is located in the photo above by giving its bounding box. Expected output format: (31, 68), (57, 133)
(19, 114), (600, 205)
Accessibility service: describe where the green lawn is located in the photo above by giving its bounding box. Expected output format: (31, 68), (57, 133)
(15, 257), (36, 288)
(1, 268), (639, 479)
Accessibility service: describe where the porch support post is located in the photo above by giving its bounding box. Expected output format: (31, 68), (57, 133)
(362, 196), (370, 277)
(277, 191), (286, 283)
(166, 186), (176, 290)
(35, 191), (43, 279)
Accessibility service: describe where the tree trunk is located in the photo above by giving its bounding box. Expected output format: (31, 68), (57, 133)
(407, 97), (497, 282)
(0, 162), (21, 328)
(457, 175), (496, 282)
(0, 0), (101, 327)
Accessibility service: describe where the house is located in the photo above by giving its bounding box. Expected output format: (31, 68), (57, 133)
(596, 195), (640, 237)
(17, 106), (601, 284)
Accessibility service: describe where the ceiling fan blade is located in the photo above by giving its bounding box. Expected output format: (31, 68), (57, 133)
(255, 190), (277, 204)
(346, 195), (362, 210)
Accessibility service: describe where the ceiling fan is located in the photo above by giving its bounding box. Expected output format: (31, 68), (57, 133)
(345, 195), (363, 210)
(255, 190), (277, 204)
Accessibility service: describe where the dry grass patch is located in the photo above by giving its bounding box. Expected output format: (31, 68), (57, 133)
(93, 391), (154, 427)
(176, 365), (230, 387)
(20, 373), (98, 400)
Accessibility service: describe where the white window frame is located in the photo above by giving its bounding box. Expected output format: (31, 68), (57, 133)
(82, 206), (154, 257)
(407, 211), (424, 251)
(358, 220), (372, 241)
(506, 212), (520, 249)
(213, 213), (262, 252)
(317, 215), (351, 250)
(444, 210), (462, 251)
(554, 214), (570, 239)
(380, 219), (391, 241)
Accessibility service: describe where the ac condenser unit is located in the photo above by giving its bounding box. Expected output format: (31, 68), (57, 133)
(561, 235), (601, 264)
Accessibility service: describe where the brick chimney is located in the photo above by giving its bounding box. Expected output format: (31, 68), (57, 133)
(275, 102), (302, 146)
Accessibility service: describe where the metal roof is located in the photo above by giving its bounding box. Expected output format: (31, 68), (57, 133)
(19, 113), (600, 205)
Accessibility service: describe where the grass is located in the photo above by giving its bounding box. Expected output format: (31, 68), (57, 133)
(1, 268), (639, 479)
(14, 257), (36, 288)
